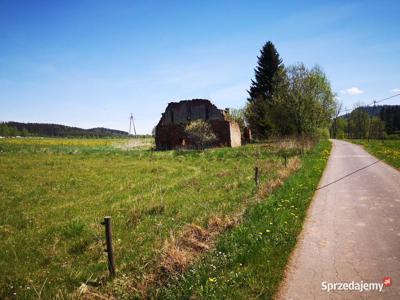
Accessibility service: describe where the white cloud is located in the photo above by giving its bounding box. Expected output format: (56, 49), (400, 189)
(340, 87), (364, 95)
(391, 88), (400, 93)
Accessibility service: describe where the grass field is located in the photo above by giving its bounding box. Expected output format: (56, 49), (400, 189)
(0, 137), (329, 299)
(155, 140), (331, 299)
(349, 139), (400, 169)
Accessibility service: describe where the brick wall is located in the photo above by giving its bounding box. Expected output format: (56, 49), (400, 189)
(155, 99), (242, 150)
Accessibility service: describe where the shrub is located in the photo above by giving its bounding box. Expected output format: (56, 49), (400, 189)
(316, 127), (330, 139)
(184, 120), (217, 149)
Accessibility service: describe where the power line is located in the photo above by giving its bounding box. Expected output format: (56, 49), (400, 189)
(316, 160), (380, 190)
(339, 92), (400, 115)
(369, 92), (400, 105)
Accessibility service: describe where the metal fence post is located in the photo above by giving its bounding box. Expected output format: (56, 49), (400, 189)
(254, 166), (259, 187)
(101, 216), (116, 277)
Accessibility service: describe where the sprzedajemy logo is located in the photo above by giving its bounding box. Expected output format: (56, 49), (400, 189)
(321, 277), (392, 293)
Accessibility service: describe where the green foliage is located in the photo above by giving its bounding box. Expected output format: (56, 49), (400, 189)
(3, 122), (129, 138)
(271, 64), (336, 137)
(380, 105), (400, 134)
(335, 105), (400, 139)
(226, 108), (246, 131)
(335, 117), (347, 139)
(245, 98), (271, 139)
(340, 108), (386, 139)
(245, 41), (285, 139)
(60, 219), (88, 238)
(0, 123), (29, 137)
(316, 127), (330, 139)
(348, 107), (370, 139)
(369, 117), (386, 139)
(245, 42), (336, 139)
(155, 140), (331, 299)
(184, 120), (217, 149)
(248, 41), (284, 101)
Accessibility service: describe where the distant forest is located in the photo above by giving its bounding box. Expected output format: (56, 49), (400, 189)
(334, 105), (400, 139)
(0, 122), (130, 138)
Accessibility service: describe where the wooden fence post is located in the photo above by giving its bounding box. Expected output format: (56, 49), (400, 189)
(101, 216), (116, 277)
(284, 153), (287, 168)
(254, 166), (259, 187)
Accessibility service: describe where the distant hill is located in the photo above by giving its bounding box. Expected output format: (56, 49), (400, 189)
(4, 122), (128, 137)
(342, 105), (399, 118)
(341, 105), (400, 134)
(358, 105), (382, 117)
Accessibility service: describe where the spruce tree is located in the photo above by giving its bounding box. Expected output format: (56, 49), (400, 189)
(245, 41), (285, 139)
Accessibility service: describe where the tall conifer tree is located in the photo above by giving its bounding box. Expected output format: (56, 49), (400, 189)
(245, 41), (284, 139)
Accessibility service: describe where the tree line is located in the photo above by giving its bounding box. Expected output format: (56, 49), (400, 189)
(332, 105), (400, 140)
(244, 41), (336, 140)
(240, 41), (399, 141)
(0, 122), (130, 138)
(0, 123), (30, 137)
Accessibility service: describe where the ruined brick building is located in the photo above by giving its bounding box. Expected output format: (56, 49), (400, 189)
(155, 99), (247, 150)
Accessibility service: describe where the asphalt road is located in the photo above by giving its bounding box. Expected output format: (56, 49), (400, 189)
(277, 139), (400, 299)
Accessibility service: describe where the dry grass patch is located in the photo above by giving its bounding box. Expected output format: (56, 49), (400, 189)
(274, 137), (316, 153)
(277, 156), (301, 177)
(257, 178), (284, 199)
(127, 204), (165, 227)
(258, 156), (301, 199)
(159, 215), (238, 278)
(129, 215), (240, 297)
(216, 170), (231, 177)
(74, 283), (117, 300)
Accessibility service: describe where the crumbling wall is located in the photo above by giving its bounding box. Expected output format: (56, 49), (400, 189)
(229, 122), (241, 147)
(160, 99), (224, 125)
(209, 120), (232, 147)
(155, 124), (185, 150)
(242, 127), (252, 144)
(155, 99), (242, 150)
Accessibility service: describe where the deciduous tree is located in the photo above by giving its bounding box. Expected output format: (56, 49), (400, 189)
(272, 64), (336, 137)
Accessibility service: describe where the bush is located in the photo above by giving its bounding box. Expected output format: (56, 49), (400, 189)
(316, 128), (330, 139)
(184, 120), (217, 149)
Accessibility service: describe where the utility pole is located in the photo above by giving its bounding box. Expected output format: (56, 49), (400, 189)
(129, 113), (136, 137)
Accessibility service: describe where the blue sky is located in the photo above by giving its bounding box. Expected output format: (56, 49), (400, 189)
(1, 0), (399, 133)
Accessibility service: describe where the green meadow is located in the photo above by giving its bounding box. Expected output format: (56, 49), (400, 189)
(349, 139), (400, 169)
(0, 138), (330, 299)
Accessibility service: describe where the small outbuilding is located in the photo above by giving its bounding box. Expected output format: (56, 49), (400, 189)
(155, 99), (244, 150)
